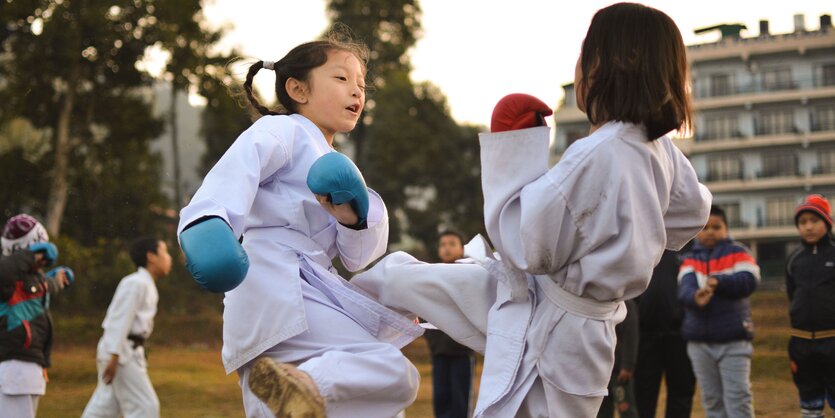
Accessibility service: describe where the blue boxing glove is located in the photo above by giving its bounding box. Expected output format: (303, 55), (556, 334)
(45, 266), (75, 286)
(179, 217), (249, 293)
(28, 242), (58, 267)
(306, 152), (369, 226)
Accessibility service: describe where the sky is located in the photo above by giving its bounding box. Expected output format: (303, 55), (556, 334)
(201, 0), (834, 128)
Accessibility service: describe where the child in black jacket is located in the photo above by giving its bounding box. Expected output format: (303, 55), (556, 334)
(787, 194), (835, 418)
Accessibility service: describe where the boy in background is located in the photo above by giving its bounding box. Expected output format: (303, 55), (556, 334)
(679, 205), (760, 418)
(82, 236), (172, 418)
(786, 194), (835, 418)
(423, 231), (475, 418)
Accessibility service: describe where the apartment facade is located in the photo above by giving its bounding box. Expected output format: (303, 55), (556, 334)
(551, 14), (835, 281)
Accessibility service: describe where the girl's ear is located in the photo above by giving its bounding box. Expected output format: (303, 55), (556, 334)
(285, 77), (308, 105)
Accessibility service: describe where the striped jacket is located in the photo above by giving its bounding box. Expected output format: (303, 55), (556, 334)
(678, 239), (760, 343)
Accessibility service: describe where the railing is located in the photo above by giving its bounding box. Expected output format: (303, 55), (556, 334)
(694, 74), (835, 99)
(704, 169), (744, 182)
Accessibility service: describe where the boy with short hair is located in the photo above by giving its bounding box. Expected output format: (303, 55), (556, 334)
(424, 230), (475, 418)
(678, 205), (760, 418)
(81, 236), (172, 418)
(786, 194), (835, 418)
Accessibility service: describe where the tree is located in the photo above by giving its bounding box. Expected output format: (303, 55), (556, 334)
(197, 58), (253, 176)
(153, 2), (224, 207)
(0, 0), (218, 236)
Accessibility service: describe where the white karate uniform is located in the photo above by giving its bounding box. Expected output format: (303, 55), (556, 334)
(177, 114), (422, 418)
(82, 267), (160, 418)
(0, 360), (44, 418)
(355, 122), (711, 418)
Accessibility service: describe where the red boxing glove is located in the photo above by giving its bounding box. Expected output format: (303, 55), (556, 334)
(490, 93), (554, 133)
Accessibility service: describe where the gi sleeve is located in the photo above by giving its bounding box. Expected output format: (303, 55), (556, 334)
(663, 142), (712, 251)
(101, 279), (144, 360)
(479, 127), (579, 274)
(177, 126), (291, 238)
(335, 189), (389, 272)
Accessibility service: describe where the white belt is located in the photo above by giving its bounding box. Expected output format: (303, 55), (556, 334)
(245, 226), (334, 270)
(536, 275), (623, 321)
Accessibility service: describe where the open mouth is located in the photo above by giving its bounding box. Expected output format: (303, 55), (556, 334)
(345, 104), (360, 114)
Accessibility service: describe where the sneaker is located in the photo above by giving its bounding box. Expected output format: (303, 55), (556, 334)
(248, 357), (326, 418)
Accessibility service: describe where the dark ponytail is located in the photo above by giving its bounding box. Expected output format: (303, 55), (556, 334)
(243, 61), (281, 117)
(241, 30), (369, 118)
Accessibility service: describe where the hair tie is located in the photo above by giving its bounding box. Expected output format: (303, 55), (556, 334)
(262, 60), (275, 70)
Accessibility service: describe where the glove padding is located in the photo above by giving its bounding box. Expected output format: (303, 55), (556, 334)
(180, 217), (249, 293)
(490, 93), (553, 133)
(45, 266), (75, 286)
(306, 152), (369, 225)
(28, 242), (58, 267)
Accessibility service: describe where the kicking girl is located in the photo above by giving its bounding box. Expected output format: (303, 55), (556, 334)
(354, 3), (712, 417)
(178, 34), (422, 418)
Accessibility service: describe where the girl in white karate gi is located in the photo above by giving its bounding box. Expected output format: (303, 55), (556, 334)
(354, 3), (712, 417)
(177, 37), (422, 418)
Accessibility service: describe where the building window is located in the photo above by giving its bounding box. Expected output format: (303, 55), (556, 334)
(761, 152), (797, 178)
(766, 197), (796, 227)
(817, 148), (835, 174)
(813, 105), (835, 132)
(710, 73), (734, 97)
(756, 109), (795, 135)
(707, 155), (742, 181)
(702, 114), (739, 140)
(761, 67), (794, 91)
(720, 202), (744, 228)
(822, 64), (835, 87)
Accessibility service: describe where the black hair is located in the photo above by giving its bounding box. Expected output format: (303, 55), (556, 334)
(129, 236), (160, 268)
(243, 30), (370, 116)
(579, 3), (693, 140)
(439, 230), (464, 246)
(709, 205), (728, 227)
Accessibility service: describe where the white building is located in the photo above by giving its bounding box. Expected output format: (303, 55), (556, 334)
(552, 14), (835, 281)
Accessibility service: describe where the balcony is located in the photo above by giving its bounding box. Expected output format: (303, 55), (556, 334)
(729, 223), (797, 241)
(704, 169), (835, 193)
(684, 128), (835, 155)
(694, 83), (835, 111)
(687, 30), (835, 64)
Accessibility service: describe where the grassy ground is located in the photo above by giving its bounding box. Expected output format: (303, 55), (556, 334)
(39, 290), (802, 417)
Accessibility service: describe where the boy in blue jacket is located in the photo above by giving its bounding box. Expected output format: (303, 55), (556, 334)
(678, 205), (760, 418)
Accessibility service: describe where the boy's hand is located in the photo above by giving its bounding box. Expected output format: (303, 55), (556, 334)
(103, 354), (119, 384)
(694, 287), (714, 307)
(490, 93), (553, 133)
(706, 277), (718, 291)
(45, 266), (75, 288)
(28, 242), (58, 267)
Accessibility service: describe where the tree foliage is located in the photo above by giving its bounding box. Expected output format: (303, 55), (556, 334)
(0, 0), (221, 239)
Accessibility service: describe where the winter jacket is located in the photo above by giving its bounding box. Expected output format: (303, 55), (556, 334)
(678, 239), (760, 343)
(785, 234), (835, 333)
(0, 250), (56, 367)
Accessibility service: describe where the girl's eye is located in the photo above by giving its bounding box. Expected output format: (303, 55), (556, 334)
(336, 76), (347, 81)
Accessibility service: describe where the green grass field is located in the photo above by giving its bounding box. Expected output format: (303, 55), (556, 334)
(39, 290), (801, 417)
